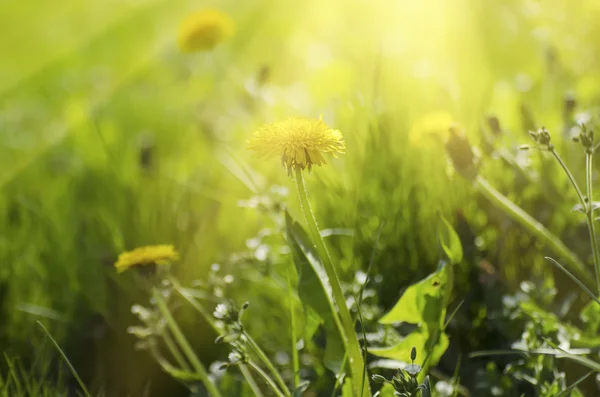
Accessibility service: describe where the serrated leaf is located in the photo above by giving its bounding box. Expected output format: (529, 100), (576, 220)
(285, 211), (345, 374)
(378, 264), (449, 326)
(371, 264), (452, 373)
(369, 330), (449, 369)
(439, 215), (463, 264)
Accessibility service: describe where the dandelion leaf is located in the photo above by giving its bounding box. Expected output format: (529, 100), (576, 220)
(439, 214), (463, 265)
(285, 211), (345, 373)
(378, 264), (449, 326)
(370, 264), (451, 369)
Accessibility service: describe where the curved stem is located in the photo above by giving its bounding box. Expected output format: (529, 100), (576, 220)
(246, 361), (287, 397)
(244, 332), (291, 397)
(586, 151), (600, 295)
(551, 149), (587, 209)
(240, 364), (266, 397)
(294, 168), (370, 397)
(475, 175), (591, 283)
(553, 149), (600, 294)
(153, 288), (223, 397)
(161, 328), (191, 371)
(169, 277), (268, 395)
(169, 276), (220, 332)
(287, 271), (300, 388)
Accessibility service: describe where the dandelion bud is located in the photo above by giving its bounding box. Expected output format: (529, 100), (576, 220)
(564, 92), (577, 116)
(486, 115), (502, 135)
(445, 125), (478, 180)
(410, 346), (417, 362)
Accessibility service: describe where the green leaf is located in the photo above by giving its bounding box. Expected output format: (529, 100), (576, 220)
(580, 301), (600, 334)
(371, 264), (452, 371)
(285, 211), (345, 374)
(378, 264), (449, 326)
(439, 215), (463, 264)
(369, 330), (449, 369)
(341, 376), (353, 397)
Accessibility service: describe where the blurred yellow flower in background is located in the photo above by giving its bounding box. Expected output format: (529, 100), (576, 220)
(408, 111), (454, 146)
(114, 245), (179, 273)
(248, 117), (345, 173)
(177, 9), (234, 53)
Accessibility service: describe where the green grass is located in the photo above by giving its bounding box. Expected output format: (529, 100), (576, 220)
(3, 0), (600, 395)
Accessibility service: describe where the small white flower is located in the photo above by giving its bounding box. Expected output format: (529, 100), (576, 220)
(214, 303), (229, 319)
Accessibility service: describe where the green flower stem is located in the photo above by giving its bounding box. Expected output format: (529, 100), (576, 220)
(550, 149), (587, 208)
(240, 363), (266, 397)
(161, 329), (191, 371)
(169, 277), (265, 397)
(586, 151), (600, 295)
(287, 271), (300, 388)
(169, 276), (219, 332)
(246, 361), (287, 397)
(475, 175), (591, 283)
(551, 149), (600, 294)
(244, 332), (291, 397)
(153, 288), (222, 397)
(294, 168), (370, 397)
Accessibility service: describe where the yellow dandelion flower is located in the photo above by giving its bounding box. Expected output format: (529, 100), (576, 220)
(248, 117), (345, 173)
(177, 9), (234, 53)
(114, 245), (179, 273)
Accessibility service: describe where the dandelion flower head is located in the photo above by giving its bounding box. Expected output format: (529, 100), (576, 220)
(177, 9), (234, 53)
(114, 245), (179, 273)
(248, 117), (345, 174)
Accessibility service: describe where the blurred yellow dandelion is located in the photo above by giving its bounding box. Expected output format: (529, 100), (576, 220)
(114, 245), (179, 273)
(408, 111), (454, 146)
(177, 9), (234, 53)
(248, 117), (345, 173)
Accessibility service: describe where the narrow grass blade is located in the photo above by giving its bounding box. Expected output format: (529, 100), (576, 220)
(37, 322), (92, 397)
(545, 257), (600, 305)
(444, 300), (465, 330)
(555, 371), (592, 397)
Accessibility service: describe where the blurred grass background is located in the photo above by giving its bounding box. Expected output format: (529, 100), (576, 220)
(2, 0), (600, 395)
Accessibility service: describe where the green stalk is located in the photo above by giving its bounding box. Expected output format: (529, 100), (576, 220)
(240, 363), (266, 397)
(294, 168), (370, 397)
(169, 276), (219, 332)
(161, 329), (191, 371)
(287, 271), (300, 388)
(246, 361), (288, 397)
(475, 175), (591, 282)
(153, 288), (223, 397)
(244, 333), (291, 397)
(586, 151), (600, 295)
(551, 149), (600, 293)
(169, 277), (265, 397)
